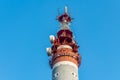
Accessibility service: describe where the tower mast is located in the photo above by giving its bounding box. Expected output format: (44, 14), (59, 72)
(46, 6), (81, 80)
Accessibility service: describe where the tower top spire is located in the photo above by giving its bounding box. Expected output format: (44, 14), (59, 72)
(58, 6), (72, 23)
(64, 6), (68, 14)
(57, 6), (72, 30)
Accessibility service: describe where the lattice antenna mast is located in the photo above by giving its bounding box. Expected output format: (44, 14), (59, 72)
(58, 6), (72, 30)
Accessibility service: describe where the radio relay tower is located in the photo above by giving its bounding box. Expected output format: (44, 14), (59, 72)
(46, 6), (81, 80)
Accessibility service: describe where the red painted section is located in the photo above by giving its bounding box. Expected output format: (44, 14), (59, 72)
(49, 29), (81, 68)
(58, 13), (72, 23)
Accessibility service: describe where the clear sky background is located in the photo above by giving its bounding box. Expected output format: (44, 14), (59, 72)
(0, 0), (120, 80)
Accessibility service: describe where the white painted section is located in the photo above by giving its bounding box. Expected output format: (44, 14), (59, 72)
(57, 45), (72, 50)
(53, 61), (78, 70)
(60, 22), (70, 30)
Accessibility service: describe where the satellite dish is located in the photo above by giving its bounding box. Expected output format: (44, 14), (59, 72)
(46, 48), (52, 56)
(49, 35), (55, 43)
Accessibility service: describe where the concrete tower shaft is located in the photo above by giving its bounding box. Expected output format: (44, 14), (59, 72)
(46, 6), (81, 80)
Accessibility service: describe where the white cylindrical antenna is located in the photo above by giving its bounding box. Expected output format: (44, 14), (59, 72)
(64, 6), (68, 14)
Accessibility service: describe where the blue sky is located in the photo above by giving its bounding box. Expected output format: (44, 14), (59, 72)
(0, 0), (120, 80)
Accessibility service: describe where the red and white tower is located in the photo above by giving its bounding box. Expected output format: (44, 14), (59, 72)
(46, 6), (81, 80)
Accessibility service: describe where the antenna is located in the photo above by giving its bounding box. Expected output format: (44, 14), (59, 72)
(64, 6), (68, 14)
